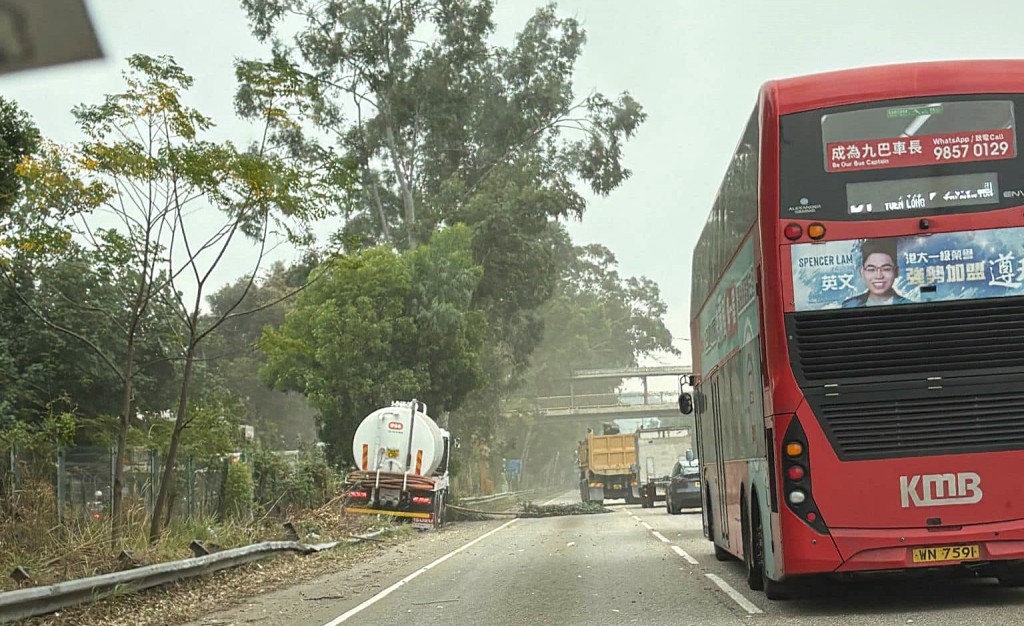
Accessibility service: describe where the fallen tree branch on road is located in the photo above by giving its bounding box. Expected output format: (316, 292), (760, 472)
(447, 501), (611, 521)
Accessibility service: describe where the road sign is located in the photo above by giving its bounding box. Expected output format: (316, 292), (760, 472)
(0, 0), (103, 76)
(505, 459), (522, 475)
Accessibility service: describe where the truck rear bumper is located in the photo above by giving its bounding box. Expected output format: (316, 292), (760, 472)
(344, 506), (437, 529)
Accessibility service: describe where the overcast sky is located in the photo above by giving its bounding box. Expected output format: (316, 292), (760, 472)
(4, 0), (1024, 371)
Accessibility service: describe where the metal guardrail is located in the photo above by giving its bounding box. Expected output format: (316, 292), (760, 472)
(0, 529), (388, 623)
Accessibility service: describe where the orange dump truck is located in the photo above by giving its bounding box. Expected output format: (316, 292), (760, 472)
(577, 427), (639, 505)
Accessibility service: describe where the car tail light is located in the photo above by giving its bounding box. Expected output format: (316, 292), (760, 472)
(412, 496), (432, 505)
(784, 223), (803, 241)
(781, 416), (827, 533)
(349, 491), (368, 499)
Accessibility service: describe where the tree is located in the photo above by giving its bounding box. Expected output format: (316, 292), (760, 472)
(261, 225), (486, 462)
(0, 96), (40, 218)
(203, 259), (320, 447)
(0, 249), (178, 433)
(6, 54), (341, 543)
(521, 235), (677, 398)
(237, 0), (646, 408)
(3, 76), (187, 543)
(140, 53), (342, 542)
(502, 231), (677, 488)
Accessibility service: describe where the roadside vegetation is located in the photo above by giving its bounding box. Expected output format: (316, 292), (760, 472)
(0, 0), (674, 611)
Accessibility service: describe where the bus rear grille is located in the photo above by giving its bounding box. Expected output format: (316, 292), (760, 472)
(788, 297), (1024, 460)
(787, 297), (1024, 383)
(818, 388), (1024, 460)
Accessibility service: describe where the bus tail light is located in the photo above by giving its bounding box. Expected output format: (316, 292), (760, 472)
(784, 223), (803, 240)
(807, 223), (826, 240)
(781, 416), (828, 534)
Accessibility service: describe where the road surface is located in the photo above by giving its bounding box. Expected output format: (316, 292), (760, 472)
(188, 491), (1024, 626)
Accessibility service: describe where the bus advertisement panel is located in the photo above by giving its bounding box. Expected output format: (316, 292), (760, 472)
(790, 226), (1024, 311)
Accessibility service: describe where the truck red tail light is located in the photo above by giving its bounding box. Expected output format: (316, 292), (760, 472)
(412, 496), (432, 505)
(349, 491), (368, 499)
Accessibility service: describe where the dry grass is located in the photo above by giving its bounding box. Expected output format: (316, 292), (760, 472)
(22, 525), (417, 626)
(0, 482), (399, 595)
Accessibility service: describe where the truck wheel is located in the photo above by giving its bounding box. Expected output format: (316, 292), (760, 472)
(436, 491), (447, 528)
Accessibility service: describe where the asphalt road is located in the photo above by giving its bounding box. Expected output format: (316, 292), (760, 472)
(189, 492), (1024, 626)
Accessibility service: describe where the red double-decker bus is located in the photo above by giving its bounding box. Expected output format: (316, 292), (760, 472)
(686, 60), (1024, 598)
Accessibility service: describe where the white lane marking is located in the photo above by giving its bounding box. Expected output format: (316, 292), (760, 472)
(651, 530), (671, 544)
(705, 573), (764, 615)
(640, 521), (653, 530)
(321, 519), (519, 625)
(671, 544), (700, 565)
(631, 515), (642, 522)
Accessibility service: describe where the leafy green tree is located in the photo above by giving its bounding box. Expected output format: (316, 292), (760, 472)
(203, 259), (320, 448)
(4, 68), (187, 542)
(0, 249), (178, 435)
(0, 96), (40, 219)
(261, 225), (486, 463)
(237, 0), (646, 412)
(6, 54), (342, 543)
(137, 53), (342, 543)
(522, 236), (677, 398)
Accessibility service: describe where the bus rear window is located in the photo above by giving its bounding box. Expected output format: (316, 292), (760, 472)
(822, 100), (1016, 173)
(780, 95), (1024, 222)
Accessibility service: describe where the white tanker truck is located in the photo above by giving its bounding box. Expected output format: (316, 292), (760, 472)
(343, 400), (450, 529)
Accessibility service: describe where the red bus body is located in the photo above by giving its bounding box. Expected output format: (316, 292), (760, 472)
(692, 60), (1024, 592)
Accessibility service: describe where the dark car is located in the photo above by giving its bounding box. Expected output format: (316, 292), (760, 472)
(666, 455), (701, 515)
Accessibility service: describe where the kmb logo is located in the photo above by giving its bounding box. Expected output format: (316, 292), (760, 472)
(899, 472), (982, 508)
(387, 421), (404, 432)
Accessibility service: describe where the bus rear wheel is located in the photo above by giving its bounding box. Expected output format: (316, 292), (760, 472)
(750, 493), (795, 600)
(742, 495), (764, 591)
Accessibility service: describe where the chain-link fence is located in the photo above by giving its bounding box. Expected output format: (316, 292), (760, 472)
(0, 444), (248, 526)
(1, 444), (343, 531)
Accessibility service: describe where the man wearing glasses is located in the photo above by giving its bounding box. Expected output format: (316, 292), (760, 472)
(842, 238), (914, 308)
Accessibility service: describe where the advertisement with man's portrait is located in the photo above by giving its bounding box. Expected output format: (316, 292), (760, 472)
(790, 227), (1024, 311)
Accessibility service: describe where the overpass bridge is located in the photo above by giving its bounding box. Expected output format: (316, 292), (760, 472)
(504, 366), (692, 425)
